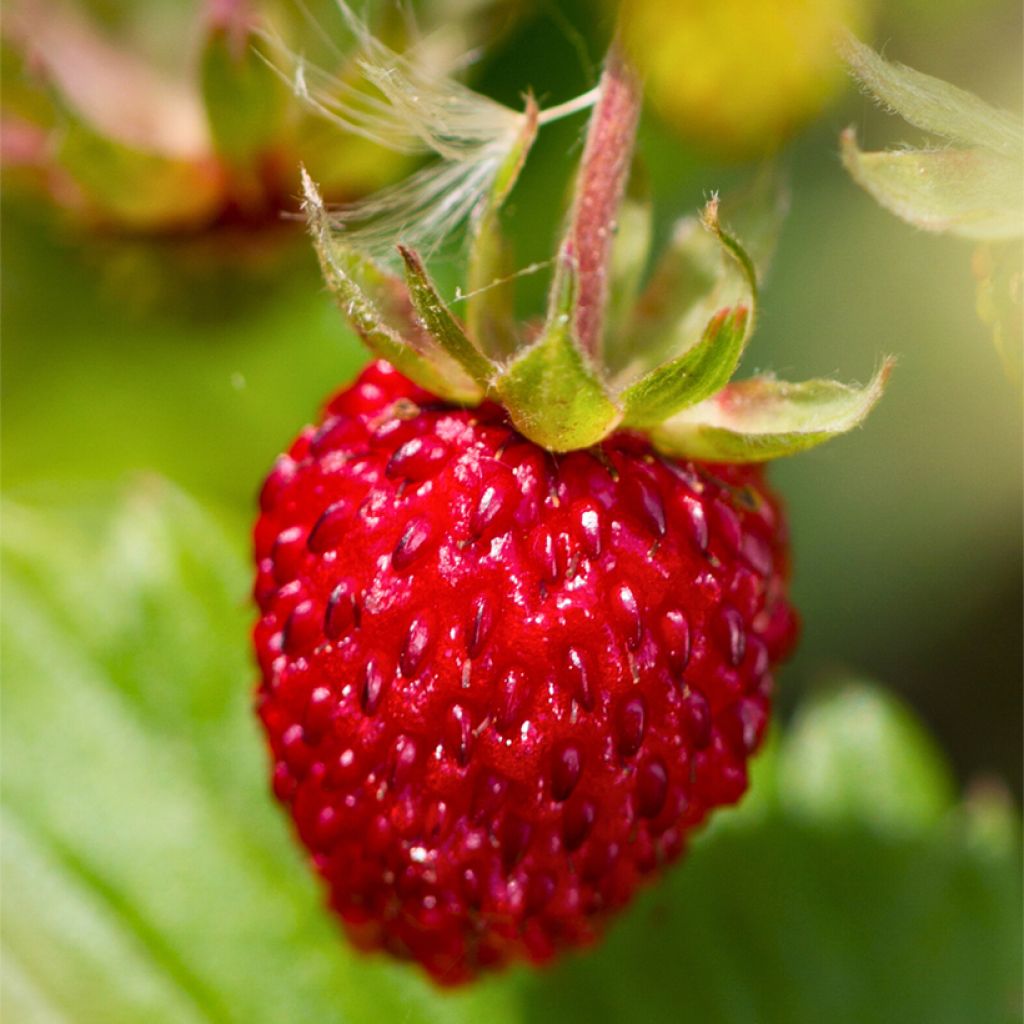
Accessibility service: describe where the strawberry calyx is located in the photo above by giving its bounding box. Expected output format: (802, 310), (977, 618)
(302, 39), (891, 460)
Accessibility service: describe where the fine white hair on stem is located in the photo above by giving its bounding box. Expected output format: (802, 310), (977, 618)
(264, 1), (597, 260)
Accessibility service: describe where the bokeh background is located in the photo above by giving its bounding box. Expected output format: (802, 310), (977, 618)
(2, 1), (1022, 1021)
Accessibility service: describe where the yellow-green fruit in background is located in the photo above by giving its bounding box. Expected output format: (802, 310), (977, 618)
(619, 0), (872, 156)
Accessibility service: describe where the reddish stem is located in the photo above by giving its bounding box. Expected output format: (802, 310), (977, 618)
(566, 41), (642, 360)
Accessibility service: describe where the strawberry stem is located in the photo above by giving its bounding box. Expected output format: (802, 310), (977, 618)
(563, 40), (642, 361)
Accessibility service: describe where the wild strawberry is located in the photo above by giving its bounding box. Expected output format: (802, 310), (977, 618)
(253, 38), (889, 983)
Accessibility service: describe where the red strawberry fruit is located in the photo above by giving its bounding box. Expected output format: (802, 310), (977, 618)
(253, 44), (889, 983)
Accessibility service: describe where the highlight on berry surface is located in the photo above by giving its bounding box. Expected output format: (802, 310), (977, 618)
(302, 33), (889, 458)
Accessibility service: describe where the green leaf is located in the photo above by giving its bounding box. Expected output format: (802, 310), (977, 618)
(524, 680), (1020, 1024)
(841, 32), (1023, 157)
(778, 684), (955, 832)
(603, 169), (654, 346)
(302, 171), (483, 404)
(620, 306), (749, 427)
(612, 189), (764, 385)
(2, 487), (1019, 1024)
(841, 130), (1023, 241)
(493, 260), (621, 450)
(0, 482), (518, 1024)
(651, 360), (893, 462)
(200, 15), (286, 166)
(398, 245), (496, 387)
(840, 35), (1024, 242)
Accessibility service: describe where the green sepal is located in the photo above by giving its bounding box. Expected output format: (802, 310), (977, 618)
(651, 360), (893, 462)
(493, 260), (621, 450)
(841, 32), (1023, 158)
(613, 190), (763, 385)
(840, 34), (1023, 242)
(715, 163), (790, 280)
(398, 245), (496, 387)
(302, 171), (483, 404)
(620, 306), (749, 427)
(841, 130), (1023, 242)
(604, 167), (654, 349)
(199, 13), (286, 167)
(701, 194), (759, 309)
(464, 96), (539, 356)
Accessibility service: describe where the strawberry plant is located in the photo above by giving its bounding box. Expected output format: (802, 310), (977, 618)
(1, 1), (1020, 1020)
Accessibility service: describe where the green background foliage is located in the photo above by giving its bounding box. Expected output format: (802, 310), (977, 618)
(2, 484), (1019, 1023)
(2, 0), (1021, 1020)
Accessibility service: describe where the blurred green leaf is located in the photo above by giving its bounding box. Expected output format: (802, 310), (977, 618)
(840, 34), (1024, 241)
(56, 111), (223, 231)
(200, 17), (286, 167)
(840, 133), (1023, 241)
(778, 683), (956, 831)
(2, 483), (1019, 1023)
(0, 481), (519, 1024)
